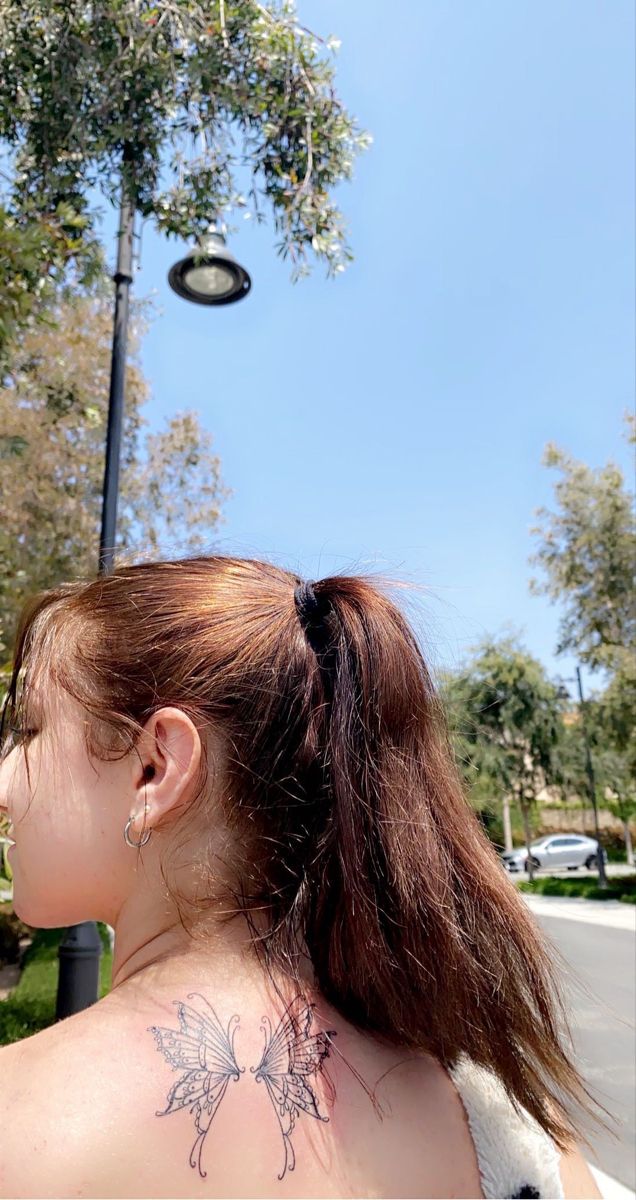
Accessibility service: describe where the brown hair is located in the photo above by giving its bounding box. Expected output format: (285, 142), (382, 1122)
(1, 553), (607, 1150)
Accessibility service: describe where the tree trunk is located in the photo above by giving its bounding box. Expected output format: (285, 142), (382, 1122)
(623, 820), (634, 868)
(502, 794), (513, 853)
(521, 800), (534, 882)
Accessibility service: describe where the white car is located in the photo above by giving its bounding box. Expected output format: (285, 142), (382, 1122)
(501, 834), (607, 873)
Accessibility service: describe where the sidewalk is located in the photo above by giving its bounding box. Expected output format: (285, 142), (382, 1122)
(521, 892), (636, 931)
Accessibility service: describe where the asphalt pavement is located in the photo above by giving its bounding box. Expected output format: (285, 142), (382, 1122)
(522, 895), (636, 1193)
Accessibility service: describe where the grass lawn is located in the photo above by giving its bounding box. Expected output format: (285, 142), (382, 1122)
(517, 874), (636, 904)
(0, 922), (113, 1046)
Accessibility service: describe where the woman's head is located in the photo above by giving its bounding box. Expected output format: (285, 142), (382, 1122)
(0, 555), (306, 933)
(0, 670), (217, 931)
(0, 553), (599, 1149)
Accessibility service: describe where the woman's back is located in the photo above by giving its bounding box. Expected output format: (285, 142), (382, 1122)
(1, 962), (485, 1199)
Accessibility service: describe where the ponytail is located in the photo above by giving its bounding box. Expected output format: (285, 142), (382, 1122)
(281, 574), (599, 1151)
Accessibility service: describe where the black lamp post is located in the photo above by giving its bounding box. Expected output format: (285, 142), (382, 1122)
(558, 669), (609, 890)
(55, 205), (251, 1020)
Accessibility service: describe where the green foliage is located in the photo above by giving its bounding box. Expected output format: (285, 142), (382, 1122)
(596, 656), (636, 778)
(529, 438), (635, 672)
(0, 921), (112, 1045)
(528, 426), (636, 865)
(1, 835), (12, 883)
(0, 201), (103, 366)
(441, 635), (566, 877)
(0, 0), (371, 288)
(517, 874), (636, 904)
(0, 903), (29, 963)
(605, 840), (633, 862)
(597, 748), (636, 821)
(442, 634), (563, 808)
(550, 717), (588, 803)
(0, 285), (232, 661)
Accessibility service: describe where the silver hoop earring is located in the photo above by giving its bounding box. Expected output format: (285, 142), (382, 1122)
(124, 815), (152, 848)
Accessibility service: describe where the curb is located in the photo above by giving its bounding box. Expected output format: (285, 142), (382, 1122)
(521, 892), (636, 931)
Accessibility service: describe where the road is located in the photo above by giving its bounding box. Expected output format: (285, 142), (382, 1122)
(523, 895), (635, 1192)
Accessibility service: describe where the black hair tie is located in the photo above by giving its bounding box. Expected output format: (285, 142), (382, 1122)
(294, 581), (333, 652)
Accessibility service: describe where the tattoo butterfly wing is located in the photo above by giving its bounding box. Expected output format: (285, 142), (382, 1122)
(148, 992), (244, 1178)
(252, 995), (336, 1179)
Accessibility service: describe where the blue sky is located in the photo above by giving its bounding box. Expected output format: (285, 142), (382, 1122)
(107, 0), (634, 688)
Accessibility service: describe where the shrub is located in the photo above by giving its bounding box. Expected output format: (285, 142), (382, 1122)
(0, 903), (34, 965)
(0, 922), (112, 1045)
(517, 875), (636, 903)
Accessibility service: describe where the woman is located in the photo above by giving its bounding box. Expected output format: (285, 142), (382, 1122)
(0, 555), (606, 1198)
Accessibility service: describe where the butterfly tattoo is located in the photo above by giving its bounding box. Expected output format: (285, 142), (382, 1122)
(251, 994), (337, 1179)
(148, 992), (244, 1179)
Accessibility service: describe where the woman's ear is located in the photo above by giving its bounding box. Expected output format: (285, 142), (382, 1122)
(132, 709), (203, 829)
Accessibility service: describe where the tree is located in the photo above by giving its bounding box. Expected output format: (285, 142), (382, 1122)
(529, 426), (635, 868)
(597, 750), (636, 868)
(552, 682), (636, 865)
(597, 653), (636, 777)
(550, 713), (590, 805)
(440, 667), (514, 849)
(0, 0), (371, 630)
(0, 0), (371, 305)
(444, 636), (564, 880)
(0, 200), (103, 367)
(0, 285), (232, 663)
(529, 434), (635, 673)
(595, 666), (636, 864)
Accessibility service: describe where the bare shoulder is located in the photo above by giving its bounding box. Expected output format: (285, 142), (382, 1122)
(0, 1007), (125, 1198)
(544, 1095), (603, 1200)
(0, 990), (485, 1199)
(558, 1142), (603, 1200)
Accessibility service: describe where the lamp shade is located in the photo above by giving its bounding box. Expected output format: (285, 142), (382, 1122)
(168, 230), (252, 306)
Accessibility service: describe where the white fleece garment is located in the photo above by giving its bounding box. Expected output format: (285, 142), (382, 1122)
(448, 1054), (565, 1200)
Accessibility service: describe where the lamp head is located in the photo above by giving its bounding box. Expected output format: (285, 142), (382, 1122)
(168, 227), (251, 306)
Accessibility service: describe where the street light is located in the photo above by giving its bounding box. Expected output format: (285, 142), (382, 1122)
(558, 668), (609, 889)
(168, 226), (251, 306)
(55, 201), (252, 1021)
